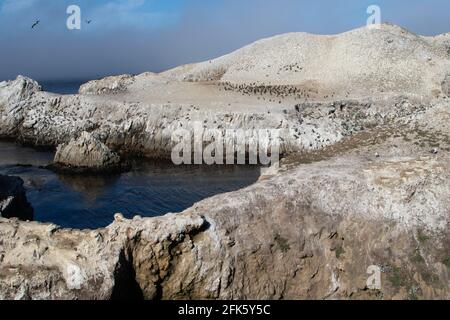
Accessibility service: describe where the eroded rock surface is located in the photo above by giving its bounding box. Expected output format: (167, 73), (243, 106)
(78, 74), (135, 95)
(0, 212), (205, 300)
(51, 131), (122, 173)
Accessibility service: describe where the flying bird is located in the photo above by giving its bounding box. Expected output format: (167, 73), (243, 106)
(31, 20), (40, 29)
(86, 20), (92, 24)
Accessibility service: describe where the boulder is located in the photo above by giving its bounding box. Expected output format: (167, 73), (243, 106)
(51, 132), (123, 173)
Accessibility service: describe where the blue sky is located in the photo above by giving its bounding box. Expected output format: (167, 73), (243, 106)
(0, 0), (449, 81)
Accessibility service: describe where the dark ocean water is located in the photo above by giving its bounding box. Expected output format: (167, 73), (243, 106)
(0, 141), (260, 229)
(40, 80), (88, 94)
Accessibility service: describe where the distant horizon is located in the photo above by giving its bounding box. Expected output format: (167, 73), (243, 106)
(1, 0), (449, 82)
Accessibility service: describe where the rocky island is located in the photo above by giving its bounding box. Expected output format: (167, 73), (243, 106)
(0, 24), (449, 300)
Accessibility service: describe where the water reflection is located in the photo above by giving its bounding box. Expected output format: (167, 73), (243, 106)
(57, 174), (121, 205)
(0, 141), (260, 229)
(0, 141), (54, 167)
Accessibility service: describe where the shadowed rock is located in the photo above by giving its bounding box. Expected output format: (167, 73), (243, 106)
(49, 132), (126, 174)
(0, 175), (33, 221)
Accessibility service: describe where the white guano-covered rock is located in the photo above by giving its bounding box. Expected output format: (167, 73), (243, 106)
(0, 76), (41, 106)
(53, 131), (121, 171)
(78, 75), (134, 95)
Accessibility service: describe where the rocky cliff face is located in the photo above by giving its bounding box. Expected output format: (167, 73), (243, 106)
(0, 24), (449, 300)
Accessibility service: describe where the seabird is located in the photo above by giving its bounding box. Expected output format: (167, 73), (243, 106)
(86, 20), (92, 24)
(31, 20), (40, 29)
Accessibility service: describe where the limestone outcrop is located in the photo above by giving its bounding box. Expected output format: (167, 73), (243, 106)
(0, 76), (42, 138)
(50, 131), (123, 173)
(0, 175), (33, 221)
(0, 75), (41, 106)
(78, 74), (134, 95)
